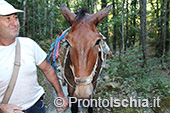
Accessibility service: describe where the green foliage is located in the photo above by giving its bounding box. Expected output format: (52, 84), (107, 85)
(105, 47), (170, 97)
(96, 47), (170, 112)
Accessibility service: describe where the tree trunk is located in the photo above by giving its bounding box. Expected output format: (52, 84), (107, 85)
(159, 0), (165, 57)
(44, 0), (47, 36)
(139, 0), (147, 67)
(156, 0), (165, 57)
(165, 0), (169, 54)
(91, 0), (94, 13)
(23, 0), (27, 37)
(155, 0), (159, 56)
(116, 0), (121, 55)
(162, 0), (168, 63)
(50, 0), (54, 43)
(132, 0), (137, 46)
(156, 0), (159, 41)
(121, 0), (125, 54)
(38, 2), (41, 38)
(125, 0), (129, 50)
(112, 0), (117, 54)
(32, 0), (35, 39)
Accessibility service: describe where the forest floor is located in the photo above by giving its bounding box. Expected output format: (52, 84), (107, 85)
(92, 44), (170, 113)
(38, 43), (170, 113)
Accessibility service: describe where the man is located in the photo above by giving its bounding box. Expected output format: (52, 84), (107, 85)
(0, 0), (68, 113)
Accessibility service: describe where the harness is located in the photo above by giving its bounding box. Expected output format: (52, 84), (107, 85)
(46, 27), (71, 73)
(47, 27), (108, 90)
(62, 43), (102, 97)
(63, 47), (100, 88)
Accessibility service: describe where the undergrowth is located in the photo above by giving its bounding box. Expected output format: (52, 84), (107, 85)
(95, 46), (170, 113)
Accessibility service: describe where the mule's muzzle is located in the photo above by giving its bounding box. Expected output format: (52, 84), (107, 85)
(73, 74), (94, 98)
(74, 83), (93, 99)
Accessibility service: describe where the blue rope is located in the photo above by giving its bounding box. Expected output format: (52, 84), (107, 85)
(46, 27), (71, 73)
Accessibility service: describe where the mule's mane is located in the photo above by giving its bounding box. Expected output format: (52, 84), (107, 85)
(74, 8), (88, 22)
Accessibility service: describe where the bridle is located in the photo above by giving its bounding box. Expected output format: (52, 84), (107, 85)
(70, 52), (99, 86)
(62, 46), (100, 89)
(47, 27), (108, 97)
(59, 33), (107, 97)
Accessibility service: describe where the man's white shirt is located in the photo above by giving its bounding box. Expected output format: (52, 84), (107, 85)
(0, 37), (46, 110)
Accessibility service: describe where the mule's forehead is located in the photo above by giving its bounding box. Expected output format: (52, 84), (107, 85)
(67, 25), (101, 47)
(66, 13), (102, 47)
(68, 21), (100, 40)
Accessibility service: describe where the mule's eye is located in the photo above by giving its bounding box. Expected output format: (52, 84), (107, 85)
(95, 39), (101, 46)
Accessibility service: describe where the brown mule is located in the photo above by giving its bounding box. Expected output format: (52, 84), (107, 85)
(60, 3), (111, 113)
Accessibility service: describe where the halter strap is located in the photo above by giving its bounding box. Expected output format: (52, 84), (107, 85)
(70, 55), (98, 85)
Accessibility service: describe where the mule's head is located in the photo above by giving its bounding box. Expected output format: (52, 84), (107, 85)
(61, 3), (111, 99)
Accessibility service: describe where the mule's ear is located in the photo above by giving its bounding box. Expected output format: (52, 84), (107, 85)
(93, 4), (112, 25)
(60, 3), (76, 25)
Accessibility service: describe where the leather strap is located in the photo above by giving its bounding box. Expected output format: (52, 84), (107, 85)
(1, 38), (21, 104)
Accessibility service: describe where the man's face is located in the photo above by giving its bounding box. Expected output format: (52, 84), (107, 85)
(0, 14), (20, 39)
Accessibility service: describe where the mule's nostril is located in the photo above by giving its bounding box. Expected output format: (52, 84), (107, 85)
(74, 84), (93, 99)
